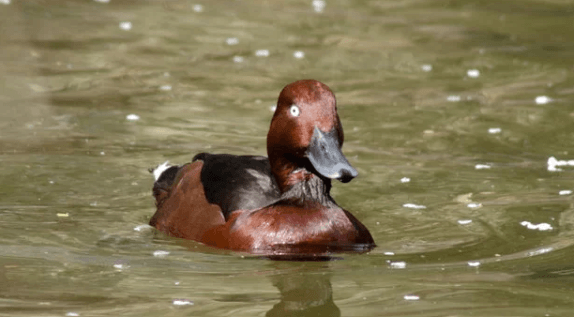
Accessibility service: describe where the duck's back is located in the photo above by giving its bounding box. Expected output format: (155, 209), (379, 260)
(150, 153), (281, 240)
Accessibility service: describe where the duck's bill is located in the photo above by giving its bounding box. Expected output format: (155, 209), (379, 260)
(306, 126), (358, 183)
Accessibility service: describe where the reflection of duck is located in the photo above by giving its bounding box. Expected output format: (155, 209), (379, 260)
(150, 80), (375, 256)
(267, 272), (339, 317)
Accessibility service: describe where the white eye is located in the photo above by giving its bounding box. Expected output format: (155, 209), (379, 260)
(289, 105), (300, 117)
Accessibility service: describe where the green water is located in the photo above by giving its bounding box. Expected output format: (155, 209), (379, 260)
(0, 1), (572, 316)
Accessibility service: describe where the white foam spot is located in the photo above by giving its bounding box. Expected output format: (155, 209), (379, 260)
(559, 190), (572, 195)
(174, 281), (180, 285)
(535, 96), (551, 105)
(527, 247), (553, 257)
(100, 151), (105, 156)
(269, 105), (277, 112)
(152, 161), (171, 181)
(421, 64), (432, 72)
(66, 313), (80, 317)
(159, 85), (172, 91)
(403, 203), (426, 209)
(467, 69), (480, 78)
(520, 221), (553, 231)
(93, 0), (109, 3)
(458, 219), (473, 225)
(390, 261), (406, 269)
(468, 261), (481, 267)
(232, 56), (244, 63)
(57, 213), (69, 218)
(226, 37), (239, 45)
(400, 177), (411, 183)
(113, 263), (128, 270)
(475, 164), (491, 170)
(547, 156), (574, 172)
(126, 114), (140, 121)
(173, 299), (194, 306)
(488, 127), (501, 134)
(312, 0), (325, 12)
(134, 224), (151, 232)
(49, 180), (55, 184)
(467, 203), (482, 209)
(447, 95), (461, 102)
(192, 4), (203, 12)
(153, 250), (170, 258)
(0, 0), (11, 4)
(119, 22), (132, 31)
(293, 51), (305, 59)
(383, 251), (395, 256)
(255, 49), (269, 57)
(404, 295), (420, 301)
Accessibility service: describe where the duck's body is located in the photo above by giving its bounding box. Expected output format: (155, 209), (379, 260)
(150, 80), (375, 256)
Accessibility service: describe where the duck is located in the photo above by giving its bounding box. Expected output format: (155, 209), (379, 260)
(149, 79), (375, 256)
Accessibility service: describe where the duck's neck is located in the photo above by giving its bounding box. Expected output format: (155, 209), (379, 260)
(270, 154), (336, 208)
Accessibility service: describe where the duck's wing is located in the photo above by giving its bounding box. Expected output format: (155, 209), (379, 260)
(192, 153), (281, 219)
(149, 161), (225, 240)
(148, 153), (280, 241)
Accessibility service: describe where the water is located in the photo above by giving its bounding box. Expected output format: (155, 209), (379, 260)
(0, 1), (572, 316)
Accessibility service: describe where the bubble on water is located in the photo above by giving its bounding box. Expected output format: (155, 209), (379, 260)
(134, 224), (151, 232)
(232, 56), (244, 63)
(458, 219), (472, 225)
(421, 64), (432, 72)
(119, 22), (132, 31)
(403, 203), (426, 209)
(390, 261), (406, 269)
(226, 37), (239, 45)
(447, 95), (461, 102)
(293, 51), (305, 59)
(113, 263), (129, 270)
(173, 299), (194, 306)
(535, 95), (551, 105)
(400, 177), (410, 183)
(0, 0), (11, 4)
(488, 127), (501, 134)
(527, 247), (553, 257)
(475, 164), (491, 170)
(559, 190), (572, 195)
(153, 250), (170, 258)
(66, 313), (80, 317)
(126, 114), (140, 121)
(468, 261), (481, 267)
(520, 221), (553, 231)
(159, 85), (172, 91)
(255, 49), (269, 57)
(467, 203), (482, 209)
(547, 156), (574, 172)
(269, 105), (277, 112)
(192, 4), (203, 12)
(383, 251), (395, 256)
(312, 0), (326, 12)
(93, 0), (109, 3)
(404, 295), (420, 301)
(467, 69), (480, 78)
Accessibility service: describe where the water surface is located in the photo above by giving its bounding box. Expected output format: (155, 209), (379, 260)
(0, 0), (572, 316)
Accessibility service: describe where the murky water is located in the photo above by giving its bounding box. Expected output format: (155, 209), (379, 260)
(0, 0), (573, 316)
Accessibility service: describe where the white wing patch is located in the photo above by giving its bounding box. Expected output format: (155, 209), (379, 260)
(152, 161), (171, 181)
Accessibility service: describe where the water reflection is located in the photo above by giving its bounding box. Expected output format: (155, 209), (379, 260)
(267, 271), (339, 317)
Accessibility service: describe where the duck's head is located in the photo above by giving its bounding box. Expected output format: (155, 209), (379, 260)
(267, 80), (358, 193)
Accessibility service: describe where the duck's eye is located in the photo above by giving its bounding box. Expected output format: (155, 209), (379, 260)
(289, 105), (300, 117)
